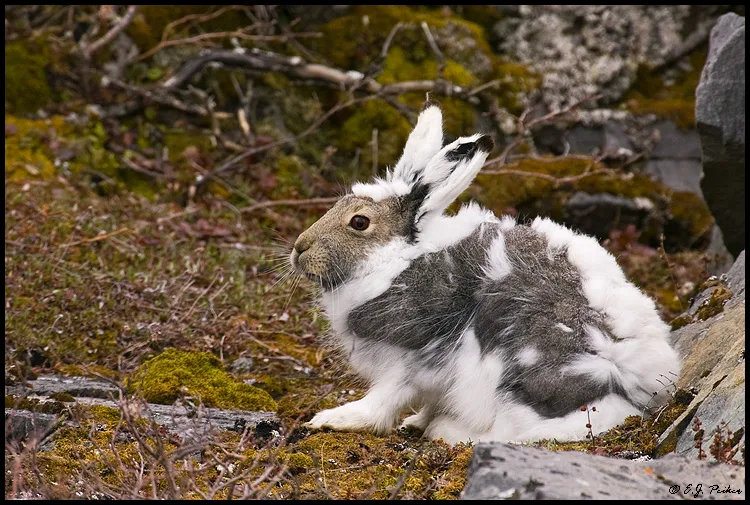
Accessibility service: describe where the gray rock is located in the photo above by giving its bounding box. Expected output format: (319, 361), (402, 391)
(461, 442), (745, 500)
(644, 120), (704, 196)
(640, 119), (734, 274)
(696, 13), (745, 256)
(656, 251), (745, 460)
(704, 225), (736, 277)
(566, 124), (604, 155)
(5, 374), (121, 399)
(644, 158), (704, 196)
(724, 250), (745, 301)
(72, 397), (277, 444)
(532, 120), (633, 157)
(493, 6), (723, 112)
(4, 409), (59, 442)
(5, 375), (279, 445)
(562, 191), (656, 241)
(650, 120), (703, 160)
(603, 119), (635, 155)
(230, 356), (255, 374)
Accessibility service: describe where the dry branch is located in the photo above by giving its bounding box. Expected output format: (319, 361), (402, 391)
(162, 48), (479, 99)
(80, 5), (138, 60)
(483, 93), (602, 169)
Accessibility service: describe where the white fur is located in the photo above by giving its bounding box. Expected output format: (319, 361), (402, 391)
(444, 329), (506, 433)
(351, 177), (411, 201)
(556, 323), (573, 333)
(516, 346), (541, 366)
(390, 105), (444, 183)
(483, 231), (513, 281)
(418, 202), (497, 251)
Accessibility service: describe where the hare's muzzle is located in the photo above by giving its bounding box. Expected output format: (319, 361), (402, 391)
(289, 236), (311, 273)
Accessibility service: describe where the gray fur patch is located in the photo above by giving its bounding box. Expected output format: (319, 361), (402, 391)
(473, 225), (627, 418)
(348, 222), (632, 419)
(347, 223), (499, 355)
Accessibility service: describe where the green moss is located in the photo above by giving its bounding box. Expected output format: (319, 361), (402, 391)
(5, 42), (53, 114)
(126, 348), (277, 411)
(162, 130), (214, 165)
(4, 115), (72, 181)
(274, 378), (341, 425)
(337, 98), (413, 171)
(652, 429), (678, 457)
(278, 451), (314, 474)
(669, 314), (693, 331)
(6, 395), (67, 414)
(272, 155), (312, 199)
(695, 286), (733, 321)
(49, 392), (76, 403)
(623, 47), (708, 129)
(290, 431), (471, 499)
(472, 156), (605, 219)
(668, 191), (715, 245)
(430, 445), (473, 500)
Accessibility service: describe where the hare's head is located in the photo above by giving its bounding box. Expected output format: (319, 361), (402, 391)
(291, 103), (493, 290)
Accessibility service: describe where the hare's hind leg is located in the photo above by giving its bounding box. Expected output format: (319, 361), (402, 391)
(423, 415), (487, 445)
(399, 405), (436, 431)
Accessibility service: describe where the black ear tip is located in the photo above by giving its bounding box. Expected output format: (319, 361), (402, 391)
(476, 134), (494, 153)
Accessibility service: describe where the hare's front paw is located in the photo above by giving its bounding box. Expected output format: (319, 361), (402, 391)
(305, 402), (373, 432)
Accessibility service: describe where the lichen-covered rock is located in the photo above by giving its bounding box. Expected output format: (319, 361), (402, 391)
(461, 442), (745, 500)
(5, 374), (121, 399)
(696, 13), (745, 257)
(492, 6), (717, 112)
(657, 251), (745, 461)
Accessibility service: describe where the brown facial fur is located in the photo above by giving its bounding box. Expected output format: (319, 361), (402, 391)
(291, 194), (412, 289)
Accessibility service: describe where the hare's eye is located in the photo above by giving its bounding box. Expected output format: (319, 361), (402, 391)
(349, 215), (370, 231)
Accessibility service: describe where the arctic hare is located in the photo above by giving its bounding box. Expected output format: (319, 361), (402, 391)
(290, 103), (680, 444)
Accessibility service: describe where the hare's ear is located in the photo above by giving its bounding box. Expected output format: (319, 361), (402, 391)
(411, 134), (493, 228)
(388, 103), (444, 184)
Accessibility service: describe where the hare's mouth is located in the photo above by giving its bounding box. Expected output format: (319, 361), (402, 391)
(303, 272), (322, 284)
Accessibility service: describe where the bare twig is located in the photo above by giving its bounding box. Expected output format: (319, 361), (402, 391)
(163, 48), (498, 99)
(105, 77), (209, 116)
(58, 227), (134, 248)
(421, 22), (445, 79)
(203, 96), (372, 185)
(80, 5), (138, 60)
(135, 26), (320, 63)
(484, 93), (602, 168)
(381, 22), (405, 61)
(160, 5), (250, 42)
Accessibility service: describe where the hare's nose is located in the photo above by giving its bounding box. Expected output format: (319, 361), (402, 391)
(294, 236), (312, 255)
